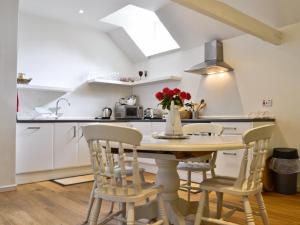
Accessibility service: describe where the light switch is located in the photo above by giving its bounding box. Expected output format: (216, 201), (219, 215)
(262, 99), (273, 107)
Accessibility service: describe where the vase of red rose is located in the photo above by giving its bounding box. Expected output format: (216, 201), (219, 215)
(155, 88), (191, 136)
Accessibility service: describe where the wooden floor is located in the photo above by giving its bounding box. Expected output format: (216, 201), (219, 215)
(0, 173), (299, 225)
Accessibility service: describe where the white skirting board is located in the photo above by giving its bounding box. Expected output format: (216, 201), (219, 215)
(16, 166), (92, 185)
(0, 184), (17, 192)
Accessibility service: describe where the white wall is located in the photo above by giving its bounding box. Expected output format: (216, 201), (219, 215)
(0, 0), (18, 190)
(132, 46), (244, 116)
(17, 13), (133, 118)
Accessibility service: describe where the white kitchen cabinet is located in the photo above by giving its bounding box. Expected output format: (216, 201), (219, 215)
(151, 122), (165, 133)
(215, 122), (253, 177)
(129, 122), (152, 135)
(129, 121), (166, 135)
(215, 150), (245, 177)
(77, 124), (91, 166)
(54, 123), (78, 169)
(216, 122), (252, 135)
(16, 123), (53, 174)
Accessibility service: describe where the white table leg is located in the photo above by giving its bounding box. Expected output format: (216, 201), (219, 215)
(155, 159), (186, 225)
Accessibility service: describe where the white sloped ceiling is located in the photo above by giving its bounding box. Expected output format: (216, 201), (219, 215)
(20, 0), (300, 63)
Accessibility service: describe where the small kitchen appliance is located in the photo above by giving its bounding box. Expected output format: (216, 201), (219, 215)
(101, 107), (112, 119)
(115, 104), (143, 119)
(144, 108), (163, 119)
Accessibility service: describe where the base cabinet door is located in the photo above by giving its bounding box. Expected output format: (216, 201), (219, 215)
(215, 150), (244, 177)
(151, 122), (165, 133)
(129, 122), (152, 135)
(77, 123), (91, 166)
(16, 123), (53, 174)
(54, 123), (78, 169)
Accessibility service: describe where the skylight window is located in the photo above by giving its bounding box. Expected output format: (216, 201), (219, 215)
(101, 5), (180, 57)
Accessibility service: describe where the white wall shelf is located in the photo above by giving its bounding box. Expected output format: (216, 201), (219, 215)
(17, 84), (72, 93)
(87, 75), (182, 87)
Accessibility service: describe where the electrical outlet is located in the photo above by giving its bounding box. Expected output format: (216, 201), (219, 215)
(262, 99), (273, 107)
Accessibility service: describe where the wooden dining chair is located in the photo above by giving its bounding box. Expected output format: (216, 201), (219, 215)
(194, 124), (275, 225)
(82, 123), (147, 224)
(177, 123), (224, 201)
(83, 124), (169, 225)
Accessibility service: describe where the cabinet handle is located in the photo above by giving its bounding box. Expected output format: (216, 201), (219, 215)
(224, 127), (237, 130)
(26, 127), (41, 130)
(80, 127), (84, 139)
(223, 152), (237, 156)
(73, 126), (77, 138)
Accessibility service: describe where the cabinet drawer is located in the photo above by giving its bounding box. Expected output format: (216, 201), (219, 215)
(215, 149), (244, 177)
(216, 122), (252, 135)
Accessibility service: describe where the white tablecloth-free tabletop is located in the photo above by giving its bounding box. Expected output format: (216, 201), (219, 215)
(138, 135), (244, 151)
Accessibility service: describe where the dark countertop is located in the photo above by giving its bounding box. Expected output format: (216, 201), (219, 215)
(17, 117), (275, 123)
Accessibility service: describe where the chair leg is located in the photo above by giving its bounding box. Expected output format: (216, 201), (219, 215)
(255, 193), (269, 225)
(242, 196), (255, 225)
(126, 203), (135, 225)
(108, 202), (114, 214)
(89, 198), (102, 225)
(83, 181), (96, 224)
(117, 203), (126, 225)
(139, 170), (146, 184)
(204, 190), (210, 217)
(216, 192), (223, 219)
(194, 190), (207, 225)
(202, 171), (207, 181)
(210, 168), (216, 178)
(158, 194), (170, 225)
(187, 170), (192, 202)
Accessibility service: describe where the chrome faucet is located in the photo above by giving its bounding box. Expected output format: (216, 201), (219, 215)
(55, 98), (71, 117)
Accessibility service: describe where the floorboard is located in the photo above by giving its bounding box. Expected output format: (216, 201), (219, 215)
(0, 173), (299, 225)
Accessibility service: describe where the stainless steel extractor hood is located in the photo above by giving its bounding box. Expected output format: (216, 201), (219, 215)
(185, 40), (233, 75)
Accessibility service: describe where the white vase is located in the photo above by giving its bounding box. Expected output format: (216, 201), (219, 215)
(165, 101), (183, 136)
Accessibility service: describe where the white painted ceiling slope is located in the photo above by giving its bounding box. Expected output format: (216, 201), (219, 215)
(20, 0), (300, 62)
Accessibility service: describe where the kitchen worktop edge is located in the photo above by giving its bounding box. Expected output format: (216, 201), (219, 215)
(17, 118), (276, 123)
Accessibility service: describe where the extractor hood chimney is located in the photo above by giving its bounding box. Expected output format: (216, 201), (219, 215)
(185, 40), (233, 75)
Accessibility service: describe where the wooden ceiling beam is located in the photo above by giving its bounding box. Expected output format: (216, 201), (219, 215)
(171, 0), (283, 45)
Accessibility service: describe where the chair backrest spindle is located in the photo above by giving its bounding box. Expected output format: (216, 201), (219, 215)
(83, 124), (143, 195)
(234, 124), (275, 191)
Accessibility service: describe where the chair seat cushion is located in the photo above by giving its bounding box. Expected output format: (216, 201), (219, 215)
(177, 162), (211, 171)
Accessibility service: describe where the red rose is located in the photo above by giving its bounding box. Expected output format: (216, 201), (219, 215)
(180, 91), (187, 99)
(155, 92), (164, 101)
(162, 87), (170, 94)
(186, 92), (191, 100)
(173, 88), (181, 94)
(167, 89), (174, 98)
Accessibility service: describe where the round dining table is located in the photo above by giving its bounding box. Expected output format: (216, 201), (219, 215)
(133, 134), (245, 225)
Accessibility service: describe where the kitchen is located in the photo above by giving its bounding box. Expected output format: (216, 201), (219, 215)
(1, 0), (300, 224)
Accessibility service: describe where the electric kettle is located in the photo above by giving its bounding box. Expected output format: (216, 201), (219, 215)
(101, 107), (112, 119)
